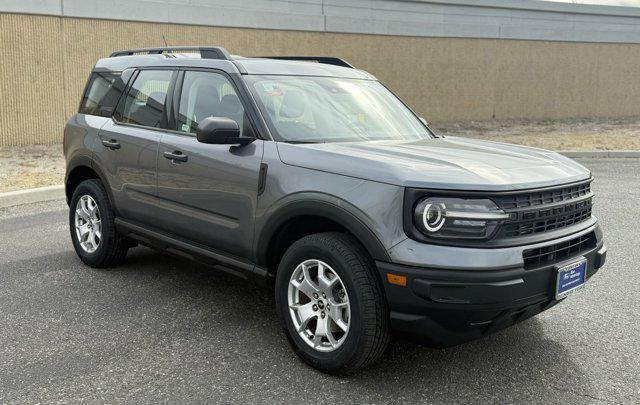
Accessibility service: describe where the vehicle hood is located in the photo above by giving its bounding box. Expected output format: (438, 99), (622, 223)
(276, 137), (591, 191)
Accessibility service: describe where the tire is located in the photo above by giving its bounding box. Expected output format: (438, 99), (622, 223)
(69, 179), (129, 268)
(275, 232), (389, 375)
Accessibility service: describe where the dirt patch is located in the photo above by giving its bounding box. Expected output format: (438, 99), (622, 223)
(0, 145), (65, 193)
(433, 117), (640, 151)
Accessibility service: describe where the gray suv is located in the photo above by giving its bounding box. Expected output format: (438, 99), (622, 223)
(64, 46), (607, 375)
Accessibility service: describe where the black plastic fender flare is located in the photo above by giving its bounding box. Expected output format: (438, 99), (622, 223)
(255, 197), (391, 267)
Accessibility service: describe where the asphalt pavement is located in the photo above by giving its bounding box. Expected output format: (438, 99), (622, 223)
(0, 158), (638, 404)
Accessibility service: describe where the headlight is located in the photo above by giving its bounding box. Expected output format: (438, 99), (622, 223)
(413, 197), (509, 240)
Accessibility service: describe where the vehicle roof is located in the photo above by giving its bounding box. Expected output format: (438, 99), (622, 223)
(93, 53), (376, 80)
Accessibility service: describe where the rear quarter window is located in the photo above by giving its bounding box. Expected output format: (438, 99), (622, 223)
(79, 72), (124, 117)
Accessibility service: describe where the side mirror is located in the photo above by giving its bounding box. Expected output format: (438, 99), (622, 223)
(419, 117), (429, 127)
(196, 117), (253, 146)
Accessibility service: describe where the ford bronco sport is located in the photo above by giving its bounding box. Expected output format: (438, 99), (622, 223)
(64, 46), (606, 375)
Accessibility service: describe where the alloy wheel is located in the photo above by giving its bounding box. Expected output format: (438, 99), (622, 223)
(74, 195), (102, 253)
(288, 259), (351, 352)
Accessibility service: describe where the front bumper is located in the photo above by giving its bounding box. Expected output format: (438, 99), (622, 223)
(377, 233), (606, 348)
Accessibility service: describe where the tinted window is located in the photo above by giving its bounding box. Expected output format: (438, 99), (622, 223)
(79, 72), (123, 117)
(115, 70), (173, 128)
(177, 71), (250, 136)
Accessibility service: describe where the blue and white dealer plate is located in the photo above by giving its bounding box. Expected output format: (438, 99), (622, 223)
(556, 258), (587, 300)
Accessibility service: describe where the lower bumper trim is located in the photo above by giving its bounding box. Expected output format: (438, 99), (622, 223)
(377, 241), (606, 346)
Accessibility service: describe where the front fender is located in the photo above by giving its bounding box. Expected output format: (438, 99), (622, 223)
(255, 193), (392, 267)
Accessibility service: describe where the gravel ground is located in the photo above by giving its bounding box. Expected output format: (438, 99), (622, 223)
(433, 116), (640, 151)
(0, 144), (65, 192)
(0, 158), (638, 404)
(1, 117), (639, 192)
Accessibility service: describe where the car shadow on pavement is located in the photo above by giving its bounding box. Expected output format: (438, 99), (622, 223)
(2, 246), (596, 402)
(352, 320), (595, 402)
(120, 247), (595, 402)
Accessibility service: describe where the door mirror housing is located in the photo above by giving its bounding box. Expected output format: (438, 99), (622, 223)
(196, 117), (253, 146)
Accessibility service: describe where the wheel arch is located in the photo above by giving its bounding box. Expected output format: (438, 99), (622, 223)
(255, 198), (390, 276)
(65, 155), (114, 209)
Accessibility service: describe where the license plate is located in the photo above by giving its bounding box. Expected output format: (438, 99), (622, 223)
(555, 258), (587, 300)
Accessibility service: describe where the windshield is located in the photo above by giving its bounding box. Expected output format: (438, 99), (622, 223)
(246, 75), (432, 143)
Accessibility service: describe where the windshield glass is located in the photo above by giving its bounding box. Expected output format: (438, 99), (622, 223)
(246, 75), (432, 143)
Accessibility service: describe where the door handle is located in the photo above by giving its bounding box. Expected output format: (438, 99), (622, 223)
(163, 151), (188, 163)
(102, 139), (121, 150)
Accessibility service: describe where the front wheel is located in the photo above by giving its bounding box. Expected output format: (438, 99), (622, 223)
(275, 232), (389, 375)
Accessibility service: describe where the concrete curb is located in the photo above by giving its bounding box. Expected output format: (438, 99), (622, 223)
(559, 151), (640, 158)
(0, 185), (65, 209)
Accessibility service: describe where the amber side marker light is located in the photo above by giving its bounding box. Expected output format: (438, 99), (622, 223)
(386, 273), (407, 287)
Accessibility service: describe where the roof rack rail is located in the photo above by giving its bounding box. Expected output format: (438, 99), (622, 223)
(109, 46), (231, 60)
(256, 56), (354, 69)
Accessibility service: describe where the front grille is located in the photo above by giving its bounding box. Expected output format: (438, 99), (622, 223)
(522, 232), (596, 269)
(493, 180), (593, 239)
(500, 201), (592, 238)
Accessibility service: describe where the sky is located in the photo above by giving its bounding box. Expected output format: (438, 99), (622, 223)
(542, 0), (640, 6)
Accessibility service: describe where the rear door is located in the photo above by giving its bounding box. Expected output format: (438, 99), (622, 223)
(96, 69), (176, 225)
(154, 69), (264, 259)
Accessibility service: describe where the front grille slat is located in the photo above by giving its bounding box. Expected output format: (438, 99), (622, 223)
(522, 232), (596, 269)
(502, 205), (592, 237)
(496, 182), (591, 210)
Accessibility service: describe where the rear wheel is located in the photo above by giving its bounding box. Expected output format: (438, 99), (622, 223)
(69, 179), (128, 268)
(275, 232), (389, 375)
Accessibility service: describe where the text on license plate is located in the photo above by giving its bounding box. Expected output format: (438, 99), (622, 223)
(556, 259), (587, 299)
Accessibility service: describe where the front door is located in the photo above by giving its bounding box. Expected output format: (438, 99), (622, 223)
(155, 70), (264, 259)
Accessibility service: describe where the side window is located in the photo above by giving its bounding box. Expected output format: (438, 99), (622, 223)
(177, 71), (250, 136)
(115, 70), (173, 128)
(79, 72), (123, 117)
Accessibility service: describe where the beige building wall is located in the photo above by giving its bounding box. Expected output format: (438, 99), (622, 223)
(1, 12), (640, 146)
